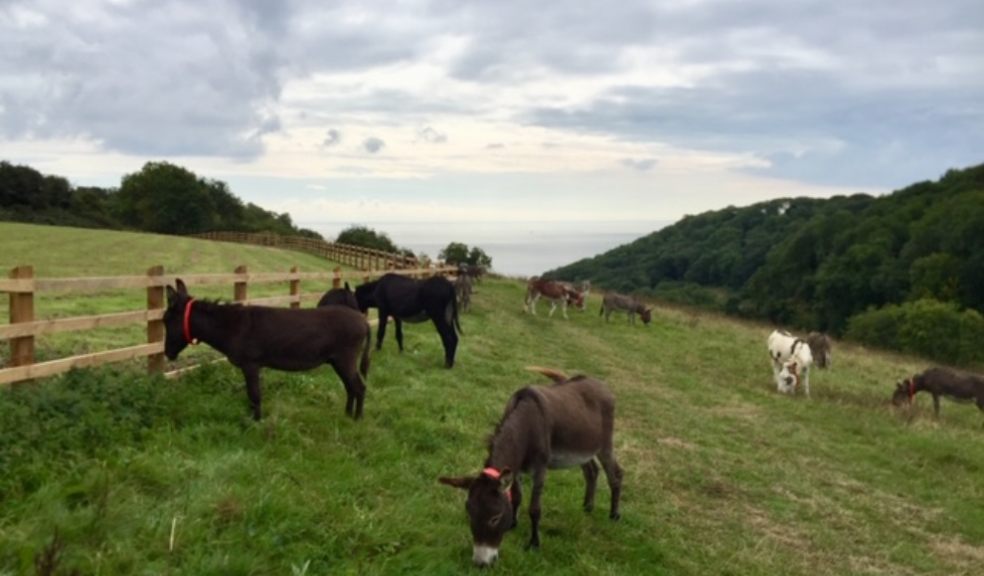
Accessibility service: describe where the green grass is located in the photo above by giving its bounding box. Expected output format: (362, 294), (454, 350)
(2, 226), (984, 575)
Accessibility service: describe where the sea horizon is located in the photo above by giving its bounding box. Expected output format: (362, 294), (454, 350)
(303, 220), (670, 277)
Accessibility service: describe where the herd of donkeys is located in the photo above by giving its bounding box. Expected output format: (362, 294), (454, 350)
(160, 270), (983, 566)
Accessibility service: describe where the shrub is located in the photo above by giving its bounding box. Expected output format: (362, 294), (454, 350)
(845, 299), (984, 366)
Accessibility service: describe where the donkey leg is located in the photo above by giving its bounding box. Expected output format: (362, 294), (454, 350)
(581, 460), (600, 512)
(599, 410), (623, 520)
(432, 316), (458, 368)
(509, 480), (523, 529)
(375, 309), (389, 351)
(242, 365), (263, 421)
(598, 451), (623, 520)
(526, 468), (546, 550)
(932, 394), (941, 418)
(394, 318), (405, 353)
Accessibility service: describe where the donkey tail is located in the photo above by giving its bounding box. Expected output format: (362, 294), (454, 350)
(450, 292), (463, 336)
(359, 324), (371, 380)
(525, 366), (568, 383)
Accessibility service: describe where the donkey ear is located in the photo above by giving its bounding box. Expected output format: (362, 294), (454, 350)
(166, 285), (178, 305)
(438, 476), (475, 490)
(175, 278), (188, 296)
(344, 282), (351, 291)
(498, 467), (514, 491)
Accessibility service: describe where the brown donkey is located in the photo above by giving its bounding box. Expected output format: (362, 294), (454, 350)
(439, 367), (623, 566)
(163, 279), (371, 420)
(893, 367), (984, 422)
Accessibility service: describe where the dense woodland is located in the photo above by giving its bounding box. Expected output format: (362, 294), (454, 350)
(550, 163), (984, 366)
(0, 160), (320, 238)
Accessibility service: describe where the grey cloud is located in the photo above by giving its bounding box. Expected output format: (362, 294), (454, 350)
(363, 137), (385, 154)
(529, 67), (984, 187)
(417, 126), (447, 143)
(0, 0), (980, 190)
(622, 158), (658, 171)
(0, 0), (285, 158)
(324, 129), (341, 147)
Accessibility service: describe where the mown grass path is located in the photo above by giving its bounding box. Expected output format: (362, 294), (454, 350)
(1, 231), (982, 574)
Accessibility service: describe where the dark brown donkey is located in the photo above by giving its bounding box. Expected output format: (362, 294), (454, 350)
(893, 367), (984, 422)
(163, 279), (371, 420)
(439, 367), (623, 566)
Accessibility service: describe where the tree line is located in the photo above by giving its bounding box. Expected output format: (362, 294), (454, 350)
(1, 158), (495, 269)
(548, 163), (984, 367)
(0, 160), (320, 238)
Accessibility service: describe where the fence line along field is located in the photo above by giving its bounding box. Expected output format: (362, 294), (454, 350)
(2, 224), (983, 575)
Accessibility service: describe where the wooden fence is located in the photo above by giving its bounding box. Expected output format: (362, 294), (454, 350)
(0, 264), (455, 387)
(193, 231), (419, 270)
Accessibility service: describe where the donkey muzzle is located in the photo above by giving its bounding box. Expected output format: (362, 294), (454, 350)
(472, 544), (499, 566)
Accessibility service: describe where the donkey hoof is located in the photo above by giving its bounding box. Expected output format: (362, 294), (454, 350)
(609, 512), (621, 521)
(583, 503), (594, 513)
(524, 541), (540, 551)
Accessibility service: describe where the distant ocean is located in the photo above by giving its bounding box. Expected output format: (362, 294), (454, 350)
(306, 220), (668, 277)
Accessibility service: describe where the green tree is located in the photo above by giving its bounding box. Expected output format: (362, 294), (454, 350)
(116, 162), (217, 234)
(439, 242), (470, 264)
(336, 225), (399, 252)
(467, 246), (492, 268)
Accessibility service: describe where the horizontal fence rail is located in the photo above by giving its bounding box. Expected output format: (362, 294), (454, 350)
(192, 231), (419, 271)
(1, 264), (456, 387)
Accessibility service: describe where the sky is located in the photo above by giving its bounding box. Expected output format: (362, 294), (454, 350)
(1, 0), (982, 230)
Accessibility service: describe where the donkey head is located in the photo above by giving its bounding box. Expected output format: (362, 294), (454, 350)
(439, 468), (515, 566)
(353, 281), (376, 314)
(778, 361), (799, 392)
(892, 379), (913, 407)
(163, 279), (193, 361)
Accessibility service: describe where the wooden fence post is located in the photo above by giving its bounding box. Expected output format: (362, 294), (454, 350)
(8, 265), (35, 370)
(289, 266), (300, 309)
(234, 265), (248, 303)
(146, 265), (165, 374)
(332, 267), (342, 289)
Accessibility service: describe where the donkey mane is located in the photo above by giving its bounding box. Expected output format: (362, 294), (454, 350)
(486, 387), (545, 452)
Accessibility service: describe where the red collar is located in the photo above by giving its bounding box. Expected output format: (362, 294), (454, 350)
(483, 467), (513, 503)
(908, 378), (916, 403)
(183, 299), (199, 345)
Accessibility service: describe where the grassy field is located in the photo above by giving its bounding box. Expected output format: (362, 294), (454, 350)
(2, 226), (984, 575)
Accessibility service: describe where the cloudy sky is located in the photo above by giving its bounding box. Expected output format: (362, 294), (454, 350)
(1, 0), (982, 229)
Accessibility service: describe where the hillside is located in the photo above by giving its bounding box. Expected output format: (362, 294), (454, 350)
(2, 231), (983, 574)
(548, 164), (984, 365)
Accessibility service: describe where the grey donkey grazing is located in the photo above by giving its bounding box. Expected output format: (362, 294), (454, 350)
(600, 292), (652, 325)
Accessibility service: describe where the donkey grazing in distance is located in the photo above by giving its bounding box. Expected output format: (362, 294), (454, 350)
(767, 329), (814, 396)
(600, 292), (652, 325)
(893, 367), (984, 422)
(524, 277), (585, 319)
(163, 279), (371, 420)
(355, 273), (462, 368)
(805, 332), (832, 369)
(454, 273), (473, 313)
(439, 367), (623, 567)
